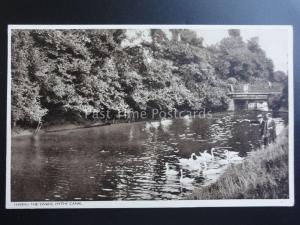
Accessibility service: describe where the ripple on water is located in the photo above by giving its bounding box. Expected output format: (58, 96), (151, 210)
(11, 112), (287, 201)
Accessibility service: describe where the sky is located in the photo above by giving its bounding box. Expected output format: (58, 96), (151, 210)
(124, 28), (290, 72)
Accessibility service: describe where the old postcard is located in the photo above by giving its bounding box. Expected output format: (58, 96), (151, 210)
(6, 25), (294, 208)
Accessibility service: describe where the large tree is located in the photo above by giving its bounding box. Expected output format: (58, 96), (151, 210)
(213, 30), (274, 81)
(11, 28), (279, 126)
(11, 30), (47, 126)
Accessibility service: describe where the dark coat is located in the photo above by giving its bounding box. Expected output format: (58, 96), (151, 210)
(250, 119), (265, 137)
(259, 120), (265, 137)
(263, 118), (276, 140)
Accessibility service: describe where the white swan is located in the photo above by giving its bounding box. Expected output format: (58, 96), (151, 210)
(201, 161), (224, 176)
(178, 153), (204, 170)
(188, 156), (203, 170)
(179, 153), (196, 166)
(200, 148), (215, 161)
(160, 119), (173, 133)
(182, 153), (197, 161)
(224, 150), (238, 157)
(160, 119), (173, 126)
(183, 115), (192, 126)
(180, 169), (194, 184)
(225, 150), (243, 161)
(178, 134), (186, 139)
(145, 122), (152, 131)
(165, 163), (178, 175)
(150, 121), (160, 129)
(218, 157), (229, 165)
(99, 149), (109, 153)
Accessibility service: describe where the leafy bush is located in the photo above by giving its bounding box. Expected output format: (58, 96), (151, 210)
(11, 29), (281, 126)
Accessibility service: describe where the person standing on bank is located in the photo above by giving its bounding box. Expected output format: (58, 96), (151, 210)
(262, 113), (276, 146)
(257, 114), (265, 136)
(250, 114), (265, 147)
(253, 114), (265, 145)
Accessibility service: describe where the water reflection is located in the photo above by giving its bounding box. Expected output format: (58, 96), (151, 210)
(11, 112), (287, 201)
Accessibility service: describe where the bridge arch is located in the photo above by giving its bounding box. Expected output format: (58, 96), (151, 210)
(227, 84), (282, 111)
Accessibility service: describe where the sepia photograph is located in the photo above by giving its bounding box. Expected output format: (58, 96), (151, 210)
(6, 25), (294, 208)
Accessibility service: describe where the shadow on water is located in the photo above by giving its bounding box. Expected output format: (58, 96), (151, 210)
(11, 111), (288, 201)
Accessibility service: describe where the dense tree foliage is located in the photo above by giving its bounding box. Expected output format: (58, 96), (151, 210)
(11, 29), (285, 126)
(212, 32), (274, 81)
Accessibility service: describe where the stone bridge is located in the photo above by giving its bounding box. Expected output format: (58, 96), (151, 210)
(227, 84), (282, 111)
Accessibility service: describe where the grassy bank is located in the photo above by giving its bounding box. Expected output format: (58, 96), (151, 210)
(189, 127), (289, 199)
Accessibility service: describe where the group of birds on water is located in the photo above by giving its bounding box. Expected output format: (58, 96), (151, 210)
(101, 115), (272, 188)
(139, 116), (247, 186)
(165, 147), (244, 185)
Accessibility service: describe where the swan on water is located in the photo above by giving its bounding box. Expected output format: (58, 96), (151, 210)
(224, 150), (243, 161)
(145, 121), (160, 130)
(188, 156), (203, 170)
(182, 115), (192, 126)
(201, 161), (226, 176)
(160, 119), (173, 126)
(178, 153), (204, 170)
(99, 149), (109, 153)
(218, 157), (229, 165)
(165, 163), (178, 175)
(200, 148), (215, 161)
(150, 121), (160, 129)
(178, 153), (197, 166)
(183, 114), (190, 119)
(180, 169), (194, 184)
(215, 119), (222, 124)
(145, 122), (152, 131)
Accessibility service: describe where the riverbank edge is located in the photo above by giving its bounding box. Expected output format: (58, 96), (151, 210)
(11, 121), (113, 137)
(188, 126), (289, 200)
(10, 111), (222, 137)
(11, 117), (165, 137)
(11, 110), (288, 137)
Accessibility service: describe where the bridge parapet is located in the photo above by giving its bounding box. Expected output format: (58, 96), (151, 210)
(231, 83), (282, 94)
(227, 83), (282, 111)
(228, 93), (277, 100)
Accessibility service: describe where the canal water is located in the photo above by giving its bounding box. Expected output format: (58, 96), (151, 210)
(11, 111), (287, 201)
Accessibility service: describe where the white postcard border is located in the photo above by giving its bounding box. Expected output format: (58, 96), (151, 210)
(6, 25), (294, 209)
